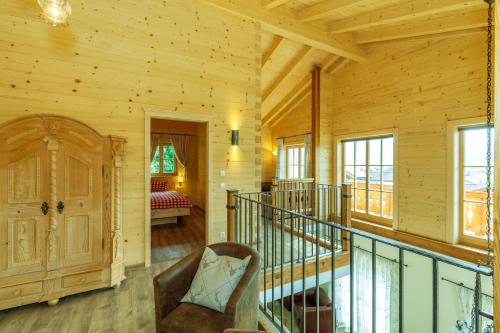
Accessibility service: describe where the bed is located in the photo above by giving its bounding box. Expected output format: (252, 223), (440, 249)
(151, 181), (192, 225)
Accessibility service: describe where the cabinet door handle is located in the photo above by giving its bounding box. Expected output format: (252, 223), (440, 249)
(57, 201), (65, 214)
(41, 202), (49, 215)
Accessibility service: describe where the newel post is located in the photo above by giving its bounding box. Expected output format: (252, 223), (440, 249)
(226, 189), (239, 242)
(341, 184), (352, 251)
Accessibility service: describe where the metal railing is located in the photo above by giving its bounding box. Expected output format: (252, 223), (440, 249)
(226, 184), (494, 333)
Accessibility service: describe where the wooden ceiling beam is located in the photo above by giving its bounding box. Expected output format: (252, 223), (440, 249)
(271, 89), (311, 127)
(263, 0), (292, 10)
(355, 10), (488, 44)
(328, 0), (485, 33)
(262, 45), (312, 102)
(328, 58), (351, 75)
(201, 0), (367, 61)
(320, 54), (340, 73)
(262, 35), (284, 67)
(262, 74), (310, 127)
(298, 0), (364, 22)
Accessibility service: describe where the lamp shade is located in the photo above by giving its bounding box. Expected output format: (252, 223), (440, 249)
(231, 130), (239, 146)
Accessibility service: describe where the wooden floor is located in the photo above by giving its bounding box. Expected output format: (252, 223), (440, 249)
(151, 206), (206, 264)
(0, 261), (174, 333)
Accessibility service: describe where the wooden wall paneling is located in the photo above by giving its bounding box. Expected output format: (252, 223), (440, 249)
(355, 9), (488, 44)
(0, 0), (260, 266)
(262, 45), (312, 102)
(330, 34), (487, 241)
(328, 0), (486, 33)
(263, 0), (292, 10)
(270, 88), (311, 127)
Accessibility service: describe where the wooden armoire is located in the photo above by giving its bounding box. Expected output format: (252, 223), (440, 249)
(0, 115), (126, 310)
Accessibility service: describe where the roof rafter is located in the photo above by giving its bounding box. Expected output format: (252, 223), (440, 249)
(355, 9), (488, 44)
(328, 58), (351, 75)
(328, 0), (485, 33)
(271, 89), (311, 127)
(262, 0), (292, 10)
(201, 0), (367, 61)
(298, 0), (364, 22)
(262, 74), (310, 127)
(262, 35), (284, 66)
(262, 45), (312, 102)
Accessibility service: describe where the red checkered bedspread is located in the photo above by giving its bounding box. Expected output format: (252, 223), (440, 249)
(151, 191), (193, 209)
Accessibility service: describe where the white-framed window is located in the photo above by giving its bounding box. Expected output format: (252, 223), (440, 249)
(341, 135), (395, 226)
(150, 145), (177, 176)
(286, 145), (305, 179)
(458, 125), (495, 247)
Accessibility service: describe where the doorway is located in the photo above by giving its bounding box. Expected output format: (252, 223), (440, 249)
(145, 116), (209, 266)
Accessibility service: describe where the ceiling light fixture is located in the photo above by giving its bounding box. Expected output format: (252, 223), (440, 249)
(37, 0), (72, 26)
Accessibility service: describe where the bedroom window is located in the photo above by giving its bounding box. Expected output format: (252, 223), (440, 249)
(342, 136), (394, 226)
(151, 145), (176, 175)
(286, 145), (305, 179)
(459, 126), (495, 247)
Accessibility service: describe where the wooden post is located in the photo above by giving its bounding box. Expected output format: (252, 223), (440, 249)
(341, 184), (352, 251)
(311, 66), (321, 180)
(226, 189), (239, 242)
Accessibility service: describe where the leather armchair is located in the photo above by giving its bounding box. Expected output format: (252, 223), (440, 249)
(284, 288), (334, 333)
(154, 242), (260, 333)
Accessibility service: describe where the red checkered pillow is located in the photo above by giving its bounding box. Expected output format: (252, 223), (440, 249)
(151, 181), (167, 192)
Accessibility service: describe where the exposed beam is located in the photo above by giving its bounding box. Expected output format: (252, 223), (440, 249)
(320, 54), (340, 73)
(201, 0), (367, 61)
(298, 0), (363, 22)
(262, 35), (284, 66)
(359, 28), (486, 45)
(328, 0), (485, 33)
(355, 10), (488, 44)
(329, 58), (350, 75)
(262, 45), (312, 102)
(271, 89), (311, 127)
(262, 74), (310, 127)
(263, 0), (291, 10)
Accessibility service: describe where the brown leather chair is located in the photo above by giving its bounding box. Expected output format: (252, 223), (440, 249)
(154, 242), (260, 333)
(284, 288), (334, 333)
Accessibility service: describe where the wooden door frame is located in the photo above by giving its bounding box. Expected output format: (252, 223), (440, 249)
(144, 109), (212, 267)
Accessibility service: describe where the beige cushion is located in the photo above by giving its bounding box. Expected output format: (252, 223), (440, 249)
(181, 247), (250, 313)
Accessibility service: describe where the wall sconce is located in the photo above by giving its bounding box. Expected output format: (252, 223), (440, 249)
(177, 176), (185, 187)
(37, 0), (72, 26)
(231, 130), (239, 146)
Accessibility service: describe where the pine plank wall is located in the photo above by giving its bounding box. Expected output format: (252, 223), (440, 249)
(0, 0), (261, 266)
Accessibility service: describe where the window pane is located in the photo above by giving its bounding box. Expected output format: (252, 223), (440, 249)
(150, 147), (160, 173)
(382, 192), (393, 218)
(164, 146), (175, 159)
(355, 189), (366, 213)
(164, 159), (175, 173)
(288, 166), (294, 178)
(355, 140), (366, 165)
(344, 142), (354, 165)
(354, 166), (366, 189)
(344, 166), (355, 184)
(368, 191), (381, 216)
(464, 167), (488, 194)
(293, 165), (299, 178)
(463, 128), (494, 166)
(382, 166), (393, 192)
(368, 166), (381, 190)
(369, 139), (381, 165)
(288, 148), (294, 165)
(382, 138), (393, 165)
(463, 201), (490, 238)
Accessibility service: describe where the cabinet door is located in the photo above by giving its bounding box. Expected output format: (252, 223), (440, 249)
(59, 142), (103, 268)
(0, 141), (49, 278)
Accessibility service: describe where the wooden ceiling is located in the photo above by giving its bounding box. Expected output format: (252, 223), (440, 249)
(202, 0), (490, 123)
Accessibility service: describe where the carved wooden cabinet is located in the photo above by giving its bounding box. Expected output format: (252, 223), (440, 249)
(0, 115), (126, 310)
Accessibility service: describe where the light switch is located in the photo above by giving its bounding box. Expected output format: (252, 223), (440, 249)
(219, 183), (225, 189)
